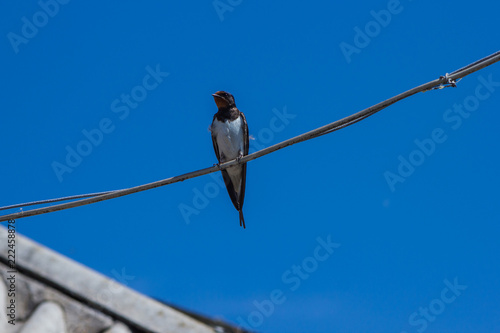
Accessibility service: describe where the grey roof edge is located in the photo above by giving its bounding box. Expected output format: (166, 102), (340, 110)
(162, 302), (253, 333)
(0, 225), (214, 333)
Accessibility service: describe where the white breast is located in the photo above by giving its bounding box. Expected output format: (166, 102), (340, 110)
(212, 116), (244, 162)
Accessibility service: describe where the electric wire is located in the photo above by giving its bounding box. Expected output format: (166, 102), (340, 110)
(1, 50), (499, 223)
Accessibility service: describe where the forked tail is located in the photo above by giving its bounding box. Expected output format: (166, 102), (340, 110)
(239, 210), (246, 229)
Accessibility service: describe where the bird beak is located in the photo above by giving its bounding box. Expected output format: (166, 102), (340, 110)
(212, 93), (222, 99)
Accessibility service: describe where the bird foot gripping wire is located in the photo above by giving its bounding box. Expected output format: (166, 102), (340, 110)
(439, 73), (459, 88)
(425, 73), (462, 91)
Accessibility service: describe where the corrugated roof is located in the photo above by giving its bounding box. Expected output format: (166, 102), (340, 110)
(0, 226), (247, 333)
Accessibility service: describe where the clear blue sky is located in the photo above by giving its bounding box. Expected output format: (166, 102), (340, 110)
(1, 1), (499, 332)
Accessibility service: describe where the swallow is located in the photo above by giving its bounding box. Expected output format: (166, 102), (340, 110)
(210, 91), (249, 228)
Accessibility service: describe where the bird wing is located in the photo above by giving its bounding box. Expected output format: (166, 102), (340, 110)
(238, 111), (249, 209)
(211, 115), (222, 163)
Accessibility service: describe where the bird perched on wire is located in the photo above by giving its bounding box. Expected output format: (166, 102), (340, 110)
(210, 91), (249, 228)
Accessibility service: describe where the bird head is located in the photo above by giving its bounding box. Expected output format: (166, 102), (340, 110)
(212, 91), (236, 109)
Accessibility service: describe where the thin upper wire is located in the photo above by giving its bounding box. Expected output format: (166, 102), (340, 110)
(0, 190), (119, 211)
